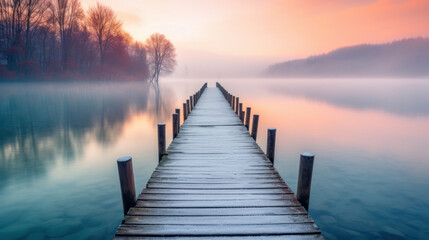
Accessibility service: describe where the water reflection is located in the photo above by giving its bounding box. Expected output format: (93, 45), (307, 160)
(268, 78), (429, 117)
(0, 81), (173, 190)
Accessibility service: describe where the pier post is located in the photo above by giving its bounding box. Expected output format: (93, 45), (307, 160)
(232, 96), (235, 111)
(173, 113), (179, 139)
(235, 97), (239, 115)
(266, 128), (276, 164)
(183, 103), (187, 121)
(117, 156), (136, 216)
(190, 96), (194, 111)
(158, 123), (166, 162)
(245, 107), (251, 130)
(239, 103), (243, 122)
(297, 153), (315, 211)
(175, 108), (181, 131)
(251, 114), (259, 140)
(186, 100), (190, 115)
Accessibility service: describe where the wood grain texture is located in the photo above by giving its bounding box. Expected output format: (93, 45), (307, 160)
(114, 87), (324, 239)
(114, 235), (325, 240)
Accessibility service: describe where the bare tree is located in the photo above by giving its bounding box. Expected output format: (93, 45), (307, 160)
(50, 0), (83, 71)
(0, 0), (26, 69)
(23, 0), (49, 60)
(145, 33), (176, 82)
(86, 2), (122, 66)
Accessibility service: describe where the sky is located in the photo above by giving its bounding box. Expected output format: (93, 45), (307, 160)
(81, 0), (429, 77)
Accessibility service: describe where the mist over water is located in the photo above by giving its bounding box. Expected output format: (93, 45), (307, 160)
(268, 78), (429, 116)
(0, 78), (429, 239)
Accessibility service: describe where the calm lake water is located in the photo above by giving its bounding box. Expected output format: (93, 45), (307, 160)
(0, 78), (428, 239)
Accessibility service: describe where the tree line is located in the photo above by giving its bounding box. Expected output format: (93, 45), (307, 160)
(0, 0), (176, 81)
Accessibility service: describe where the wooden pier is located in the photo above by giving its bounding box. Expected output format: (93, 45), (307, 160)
(114, 83), (324, 239)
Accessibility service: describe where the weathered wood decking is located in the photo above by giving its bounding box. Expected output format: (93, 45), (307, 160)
(114, 87), (324, 239)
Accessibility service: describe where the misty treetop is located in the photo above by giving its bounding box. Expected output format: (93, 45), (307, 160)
(0, 0), (176, 80)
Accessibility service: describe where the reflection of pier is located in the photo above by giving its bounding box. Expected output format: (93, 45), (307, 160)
(114, 83), (324, 239)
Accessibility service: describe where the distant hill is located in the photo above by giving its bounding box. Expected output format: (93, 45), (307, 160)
(265, 38), (429, 78)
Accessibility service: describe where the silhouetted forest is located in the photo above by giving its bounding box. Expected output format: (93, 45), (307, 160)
(0, 0), (151, 80)
(265, 38), (429, 78)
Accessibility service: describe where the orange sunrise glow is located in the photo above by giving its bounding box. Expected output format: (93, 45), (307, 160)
(79, 0), (429, 77)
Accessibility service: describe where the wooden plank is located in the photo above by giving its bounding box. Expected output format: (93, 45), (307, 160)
(147, 178), (284, 184)
(135, 199), (300, 208)
(159, 163), (273, 167)
(152, 168), (281, 173)
(138, 193), (295, 201)
(140, 188), (293, 195)
(116, 223), (321, 236)
(123, 215), (314, 225)
(163, 153), (269, 160)
(149, 174), (284, 180)
(166, 149), (265, 154)
(155, 166), (276, 170)
(146, 182), (287, 189)
(152, 169), (278, 174)
(127, 207), (308, 216)
(114, 235), (325, 240)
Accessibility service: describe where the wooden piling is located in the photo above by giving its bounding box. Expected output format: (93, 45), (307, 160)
(232, 96), (235, 111)
(297, 152), (315, 211)
(239, 103), (243, 121)
(266, 128), (276, 164)
(186, 100), (190, 115)
(235, 97), (239, 115)
(173, 113), (179, 139)
(183, 103), (187, 121)
(158, 123), (166, 162)
(251, 114), (259, 140)
(117, 156), (136, 216)
(175, 108), (180, 131)
(245, 107), (251, 130)
(190, 96), (194, 111)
